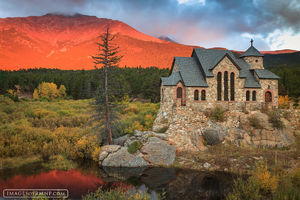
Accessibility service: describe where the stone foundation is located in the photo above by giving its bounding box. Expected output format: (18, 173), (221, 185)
(153, 105), (296, 151)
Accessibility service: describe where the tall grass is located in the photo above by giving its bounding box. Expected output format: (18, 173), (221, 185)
(0, 96), (159, 169)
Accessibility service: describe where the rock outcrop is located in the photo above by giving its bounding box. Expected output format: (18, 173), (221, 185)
(99, 132), (176, 167)
(153, 106), (297, 151)
(141, 137), (176, 166)
(102, 147), (148, 167)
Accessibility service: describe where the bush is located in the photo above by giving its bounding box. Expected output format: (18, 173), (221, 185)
(210, 107), (225, 122)
(248, 116), (263, 129)
(203, 129), (221, 145)
(254, 161), (278, 194)
(226, 177), (261, 200)
(40, 96), (50, 102)
(3, 106), (15, 114)
(268, 110), (284, 129)
(157, 126), (169, 133)
(4, 92), (19, 102)
(124, 103), (139, 114)
(127, 141), (143, 154)
(274, 175), (300, 200)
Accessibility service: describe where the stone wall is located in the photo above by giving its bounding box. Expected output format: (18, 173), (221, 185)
(259, 79), (279, 106)
(243, 56), (264, 70)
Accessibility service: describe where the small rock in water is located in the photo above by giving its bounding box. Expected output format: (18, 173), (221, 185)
(203, 162), (211, 169)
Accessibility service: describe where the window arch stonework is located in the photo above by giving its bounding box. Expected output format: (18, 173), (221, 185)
(194, 90), (199, 101)
(230, 72), (235, 101)
(246, 90), (250, 101)
(224, 71), (229, 101)
(177, 87), (182, 98)
(217, 72), (222, 101)
(201, 90), (206, 101)
(252, 91), (256, 101)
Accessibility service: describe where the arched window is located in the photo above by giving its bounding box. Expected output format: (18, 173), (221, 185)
(224, 71), (229, 101)
(246, 91), (250, 101)
(230, 72), (235, 101)
(252, 91), (256, 101)
(194, 90), (199, 100)
(265, 91), (272, 103)
(217, 72), (222, 101)
(177, 87), (182, 98)
(201, 90), (206, 101)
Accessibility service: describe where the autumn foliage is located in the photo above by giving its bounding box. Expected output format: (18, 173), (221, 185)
(278, 95), (289, 107)
(33, 82), (66, 100)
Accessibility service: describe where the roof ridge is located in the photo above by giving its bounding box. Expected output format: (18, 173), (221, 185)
(240, 46), (263, 57)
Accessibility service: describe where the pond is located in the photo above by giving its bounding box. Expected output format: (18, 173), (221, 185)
(0, 162), (236, 200)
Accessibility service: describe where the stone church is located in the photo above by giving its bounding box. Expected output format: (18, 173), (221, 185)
(160, 40), (279, 112)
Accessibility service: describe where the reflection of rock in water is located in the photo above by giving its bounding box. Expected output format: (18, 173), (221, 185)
(98, 167), (235, 200)
(167, 170), (234, 200)
(141, 167), (176, 189)
(99, 167), (147, 182)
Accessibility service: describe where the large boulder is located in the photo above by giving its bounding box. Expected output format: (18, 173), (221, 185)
(102, 147), (149, 167)
(99, 145), (121, 165)
(140, 137), (176, 166)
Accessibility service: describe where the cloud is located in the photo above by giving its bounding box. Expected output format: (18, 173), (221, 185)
(0, 0), (299, 50)
(177, 0), (205, 5)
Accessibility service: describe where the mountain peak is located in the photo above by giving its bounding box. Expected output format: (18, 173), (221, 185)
(43, 13), (97, 18)
(158, 36), (177, 43)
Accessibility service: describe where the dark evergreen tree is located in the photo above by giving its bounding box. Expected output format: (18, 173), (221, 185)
(91, 26), (123, 145)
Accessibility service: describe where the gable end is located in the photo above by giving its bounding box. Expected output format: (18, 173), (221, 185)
(210, 53), (241, 71)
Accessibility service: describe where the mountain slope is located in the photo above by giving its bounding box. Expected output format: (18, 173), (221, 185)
(0, 14), (198, 70)
(0, 14), (298, 70)
(264, 51), (300, 69)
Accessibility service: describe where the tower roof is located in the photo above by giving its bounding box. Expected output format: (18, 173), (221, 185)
(240, 39), (263, 58)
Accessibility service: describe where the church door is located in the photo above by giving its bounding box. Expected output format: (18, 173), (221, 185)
(265, 91), (272, 103)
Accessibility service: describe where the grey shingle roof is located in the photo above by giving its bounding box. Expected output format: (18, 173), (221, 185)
(161, 71), (183, 86)
(244, 70), (261, 88)
(161, 57), (207, 87)
(240, 46), (263, 57)
(254, 69), (280, 79)
(174, 57), (208, 87)
(193, 49), (247, 76)
(162, 47), (278, 88)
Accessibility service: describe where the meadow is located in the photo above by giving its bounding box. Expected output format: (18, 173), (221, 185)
(1, 94), (299, 199)
(0, 95), (159, 170)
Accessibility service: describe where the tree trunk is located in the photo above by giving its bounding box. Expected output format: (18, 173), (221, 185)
(104, 29), (113, 145)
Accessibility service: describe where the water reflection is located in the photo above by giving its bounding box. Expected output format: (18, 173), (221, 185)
(0, 163), (235, 200)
